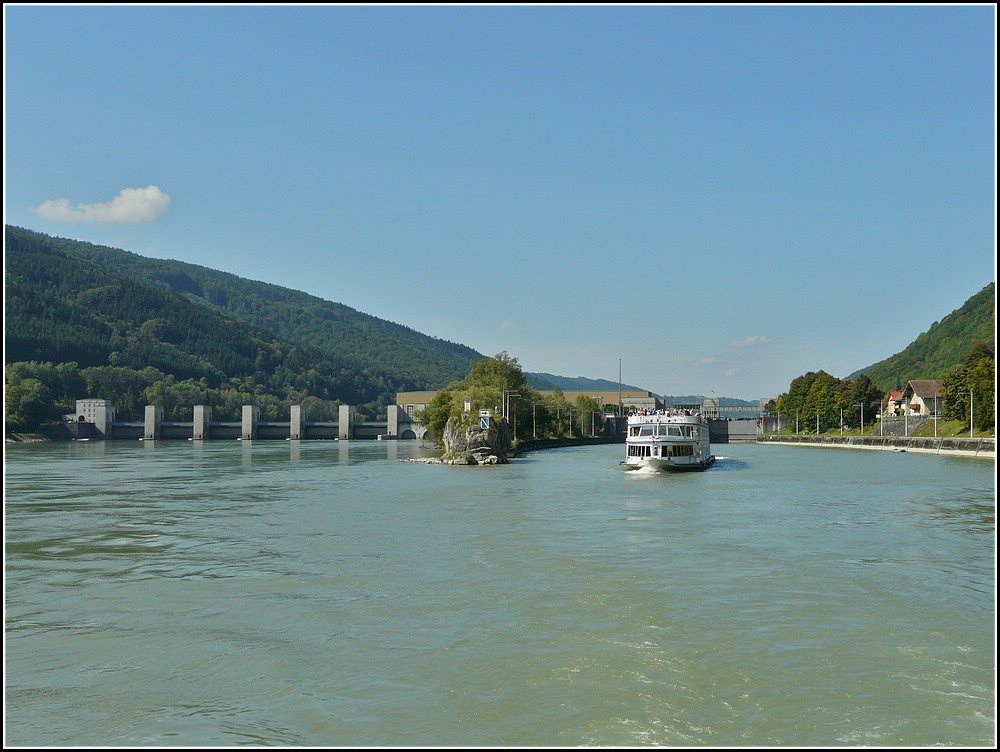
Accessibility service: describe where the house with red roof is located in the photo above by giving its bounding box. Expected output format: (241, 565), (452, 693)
(900, 380), (943, 417)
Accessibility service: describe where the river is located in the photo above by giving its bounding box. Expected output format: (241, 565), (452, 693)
(4, 439), (995, 746)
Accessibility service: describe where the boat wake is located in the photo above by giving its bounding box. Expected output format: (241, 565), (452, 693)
(710, 456), (748, 471)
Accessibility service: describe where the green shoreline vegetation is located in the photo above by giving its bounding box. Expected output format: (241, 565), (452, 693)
(4, 227), (995, 439)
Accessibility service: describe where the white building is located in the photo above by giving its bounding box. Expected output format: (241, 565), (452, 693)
(69, 399), (116, 437)
(900, 380), (943, 417)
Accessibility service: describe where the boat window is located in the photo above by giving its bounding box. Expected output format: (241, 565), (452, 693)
(669, 425), (683, 436)
(639, 425), (654, 437)
(629, 426), (642, 437)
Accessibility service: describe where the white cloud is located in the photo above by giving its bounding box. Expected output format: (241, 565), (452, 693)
(731, 335), (771, 347)
(33, 185), (170, 223)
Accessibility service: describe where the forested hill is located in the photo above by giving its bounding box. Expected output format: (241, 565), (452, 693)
(5, 225), (483, 392)
(850, 282), (995, 389)
(4, 225), (484, 416)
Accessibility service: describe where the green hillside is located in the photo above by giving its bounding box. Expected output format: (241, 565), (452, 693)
(4, 226), (486, 421)
(6, 226), (483, 392)
(5, 228), (395, 413)
(850, 282), (995, 390)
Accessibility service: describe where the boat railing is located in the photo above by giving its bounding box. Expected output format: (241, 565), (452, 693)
(627, 409), (707, 420)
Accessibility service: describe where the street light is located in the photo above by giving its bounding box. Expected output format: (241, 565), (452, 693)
(954, 391), (974, 438)
(503, 390), (520, 442)
(503, 390), (520, 421)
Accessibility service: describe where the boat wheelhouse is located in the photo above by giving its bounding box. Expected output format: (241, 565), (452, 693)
(621, 409), (715, 472)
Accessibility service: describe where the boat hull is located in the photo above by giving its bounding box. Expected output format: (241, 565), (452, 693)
(620, 455), (716, 472)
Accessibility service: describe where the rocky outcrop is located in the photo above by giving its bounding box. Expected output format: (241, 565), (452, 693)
(440, 412), (512, 464)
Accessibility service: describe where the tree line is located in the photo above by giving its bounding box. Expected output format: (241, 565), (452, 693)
(771, 341), (994, 434)
(3, 360), (352, 431)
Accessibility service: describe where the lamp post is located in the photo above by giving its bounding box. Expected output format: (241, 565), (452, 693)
(503, 390), (520, 442)
(969, 390), (974, 438)
(855, 402), (864, 436)
(955, 391), (974, 438)
(503, 390), (520, 421)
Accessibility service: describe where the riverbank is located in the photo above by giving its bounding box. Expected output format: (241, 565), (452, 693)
(403, 436), (623, 464)
(514, 436), (622, 454)
(758, 434), (995, 460)
(5, 433), (50, 443)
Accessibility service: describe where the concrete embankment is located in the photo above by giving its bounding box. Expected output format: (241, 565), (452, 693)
(515, 436), (622, 454)
(758, 434), (995, 460)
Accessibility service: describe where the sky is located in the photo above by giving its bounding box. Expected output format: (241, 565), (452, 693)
(3, 4), (996, 401)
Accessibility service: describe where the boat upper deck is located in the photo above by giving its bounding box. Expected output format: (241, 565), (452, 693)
(626, 409), (708, 426)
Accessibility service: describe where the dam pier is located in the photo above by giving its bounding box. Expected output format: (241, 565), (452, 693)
(62, 402), (429, 442)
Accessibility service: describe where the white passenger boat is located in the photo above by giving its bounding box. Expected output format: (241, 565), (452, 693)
(620, 409), (716, 472)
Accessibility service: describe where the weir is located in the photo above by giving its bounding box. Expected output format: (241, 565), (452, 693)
(73, 403), (784, 444)
(96, 404), (428, 441)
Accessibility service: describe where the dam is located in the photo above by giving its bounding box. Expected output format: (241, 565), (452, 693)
(61, 400), (773, 445)
(63, 403), (429, 442)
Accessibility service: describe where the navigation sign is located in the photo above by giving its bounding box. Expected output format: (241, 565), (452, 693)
(481, 416), (490, 430)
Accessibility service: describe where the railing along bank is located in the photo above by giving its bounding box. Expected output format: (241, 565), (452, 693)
(758, 434), (995, 458)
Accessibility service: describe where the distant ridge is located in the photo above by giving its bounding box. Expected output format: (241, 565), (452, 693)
(523, 373), (758, 407)
(524, 373), (644, 392)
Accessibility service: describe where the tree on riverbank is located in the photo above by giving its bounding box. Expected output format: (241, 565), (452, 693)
(417, 352), (534, 441)
(939, 341), (995, 433)
(776, 371), (883, 434)
(416, 352), (609, 444)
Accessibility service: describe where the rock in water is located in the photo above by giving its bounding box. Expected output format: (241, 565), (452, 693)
(441, 412), (512, 464)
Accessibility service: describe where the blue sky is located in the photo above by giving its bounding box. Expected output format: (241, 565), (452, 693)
(4, 4), (996, 400)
